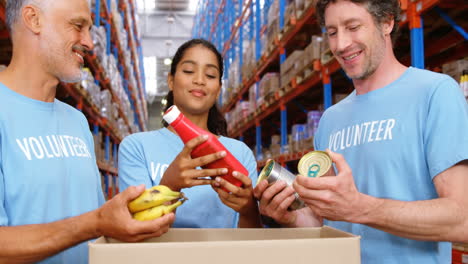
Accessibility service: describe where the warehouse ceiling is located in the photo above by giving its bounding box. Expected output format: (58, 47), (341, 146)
(137, 0), (197, 103)
(137, 0), (197, 129)
(137, 0), (195, 12)
(155, 0), (190, 11)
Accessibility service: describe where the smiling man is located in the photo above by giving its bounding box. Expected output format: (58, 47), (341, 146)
(254, 0), (468, 263)
(0, 1), (175, 263)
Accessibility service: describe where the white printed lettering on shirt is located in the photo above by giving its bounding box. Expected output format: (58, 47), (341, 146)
(150, 162), (169, 182)
(151, 162), (160, 181)
(340, 128), (346, 150)
(16, 135), (92, 160)
(29, 137), (44, 159)
(63, 136), (75, 156)
(345, 126), (353, 148)
(73, 138), (82, 157)
(354, 124), (363, 146)
(39, 136), (54, 158)
(328, 119), (396, 151)
(375, 120), (386, 141)
(368, 121), (379, 142)
(58, 136), (70, 157)
(384, 119), (395, 140)
(16, 138), (32, 161)
(46, 136), (62, 157)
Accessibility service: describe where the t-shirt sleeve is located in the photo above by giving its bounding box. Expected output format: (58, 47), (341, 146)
(93, 158), (105, 206)
(118, 135), (152, 191)
(314, 133), (321, 151)
(314, 117), (325, 151)
(425, 76), (468, 179)
(0, 135), (7, 226)
(242, 144), (258, 187)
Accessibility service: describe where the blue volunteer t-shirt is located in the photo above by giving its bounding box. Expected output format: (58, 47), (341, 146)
(118, 127), (258, 228)
(314, 67), (468, 264)
(0, 83), (105, 264)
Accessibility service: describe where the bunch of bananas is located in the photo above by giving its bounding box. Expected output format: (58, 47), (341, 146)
(128, 185), (187, 221)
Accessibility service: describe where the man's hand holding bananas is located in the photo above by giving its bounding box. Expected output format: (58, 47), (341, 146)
(128, 185), (187, 221)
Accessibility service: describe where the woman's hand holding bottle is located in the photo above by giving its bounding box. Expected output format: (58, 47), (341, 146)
(211, 171), (257, 215)
(160, 135), (229, 191)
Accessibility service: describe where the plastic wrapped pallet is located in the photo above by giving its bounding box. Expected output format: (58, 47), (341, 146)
(442, 58), (468, 82)
(311, 35), (324, 61)
(259, 73), (280, 104)
(280, 50), (304, 88)
(248, 84), (257, 115)
(284, 1), (296, 29)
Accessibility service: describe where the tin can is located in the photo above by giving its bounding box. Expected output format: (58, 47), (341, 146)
(298, 151), (332, 178)
(257, 159), (305, 210)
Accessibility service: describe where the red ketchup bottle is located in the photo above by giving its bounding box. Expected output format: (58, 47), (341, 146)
(163, 105), (247, 188)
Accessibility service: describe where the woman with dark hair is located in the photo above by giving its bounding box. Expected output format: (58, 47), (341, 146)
(118, 39), (261, 228)
(162, 39), (228, 136)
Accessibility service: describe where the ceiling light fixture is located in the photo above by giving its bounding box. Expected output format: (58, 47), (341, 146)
(164, 58), (172, 65)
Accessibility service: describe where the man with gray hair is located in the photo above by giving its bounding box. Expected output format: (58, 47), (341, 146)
(0, 0), (175, 263)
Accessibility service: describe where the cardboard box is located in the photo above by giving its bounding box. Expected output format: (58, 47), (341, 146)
(311, 35), (324, 60)
(89, 227), (360, 264)
(442, 59), (468, 82)
(284, 1), (296, 28)
(281, 50), (304, 76)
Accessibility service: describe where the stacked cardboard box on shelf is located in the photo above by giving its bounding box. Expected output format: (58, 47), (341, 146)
(280, 50), (304, 88)
(225, 73), (281, 134)
(312, 35), (325, 62)
(295, 0), (307, 18)
(248, 84), (257, 116)
(225, 101), (250, 133)
(259, 73), (280, 106)
(296, 0), (318, 18)
(242, 40), (256, 83)
(265, 22), (280, 57)
(224, 57), (241, 105)
(320, 42), (333, 65)
(283, 0), (319, 28)
(264, 1), (280, 57)
(283, 1), (297, 32)
(300, 35), (325, 81)
(443, 58), (468, 83)
(303, 38), (315, 66)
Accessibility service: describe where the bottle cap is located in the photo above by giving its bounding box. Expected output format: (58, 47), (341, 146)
(163, 105), (181, 124)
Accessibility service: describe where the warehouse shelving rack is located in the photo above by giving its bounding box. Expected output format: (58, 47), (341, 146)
(0, 0), (147, 198)
(193, 0), (467, 170)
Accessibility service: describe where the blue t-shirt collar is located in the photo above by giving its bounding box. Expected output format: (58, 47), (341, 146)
(0, 82), (57, 111)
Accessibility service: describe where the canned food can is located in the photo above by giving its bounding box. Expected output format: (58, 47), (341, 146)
(298, 151), (332, 178)
(257, 159), (305, 210)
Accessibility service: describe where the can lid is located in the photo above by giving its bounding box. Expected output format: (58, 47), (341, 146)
(298, 151), (332, 178)
(257, 159), (274, 185)
(163, 105), (180, 124)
